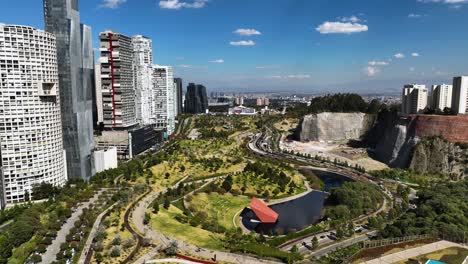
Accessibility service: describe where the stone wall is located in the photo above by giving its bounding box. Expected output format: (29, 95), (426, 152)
(297, 112), (375, 142)
(408, 115), (468, 143)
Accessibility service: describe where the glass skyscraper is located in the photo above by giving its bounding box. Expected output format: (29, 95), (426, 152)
(44, 0), (95, 181)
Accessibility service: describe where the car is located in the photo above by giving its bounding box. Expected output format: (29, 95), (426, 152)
(320, 235), (326, 239)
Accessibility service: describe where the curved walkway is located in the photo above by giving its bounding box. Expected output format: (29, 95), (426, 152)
(40, 189), (105, 264)
(131, 179), (282, 264)
(78, 202), (118, 264)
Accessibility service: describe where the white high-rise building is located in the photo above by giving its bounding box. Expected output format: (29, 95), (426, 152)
(452, 76), (468, 114)
(132, 35), (154, 125)
(94, 63), (104, 125)
(402, 84), (428, 114)
(0, 24), (67, 205)
(152, 65), (176, 135)
(431, 84), (452, 111)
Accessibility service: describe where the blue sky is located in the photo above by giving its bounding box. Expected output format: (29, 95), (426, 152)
(2, 0), (468, 94)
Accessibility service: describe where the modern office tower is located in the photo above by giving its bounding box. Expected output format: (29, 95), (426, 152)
(132, 35), (154, 125)
(153, 66), (176, 134)
(185, 83), (208, 114)
(452, 76), (468, 114)
(174, 78), (183, 115)
(99, 31), (137, 129)
(401, 84), (428, 114)
(0, 24), (68, 204)
(431, 84), (453, 111)
(94, 64), (104, 126)
(44, 0), (95, 181)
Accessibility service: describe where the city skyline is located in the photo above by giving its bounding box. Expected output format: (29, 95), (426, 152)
(2, 0), (468, 93)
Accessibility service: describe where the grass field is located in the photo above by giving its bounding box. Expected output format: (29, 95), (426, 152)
(189, 193), (250, 230)
(150, 205), (225, 251)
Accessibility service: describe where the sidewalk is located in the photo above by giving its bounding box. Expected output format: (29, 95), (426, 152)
(363, 240), (468, 264)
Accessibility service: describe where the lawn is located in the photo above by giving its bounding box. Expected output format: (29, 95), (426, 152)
(150, 205), (225, 251)
(188, 193), (250, 230)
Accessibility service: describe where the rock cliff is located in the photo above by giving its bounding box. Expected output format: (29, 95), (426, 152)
(297, 112), (375, 142)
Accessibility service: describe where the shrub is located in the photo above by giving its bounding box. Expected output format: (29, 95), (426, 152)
(109, 246), (121, 257)
(123, 238), (135, 249)
(111, 235), (121, 246)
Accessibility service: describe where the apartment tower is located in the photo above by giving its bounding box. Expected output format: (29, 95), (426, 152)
(452, 76), (468, 114)
(431, 84), (453, 111)
(99, 31), (137, 129)
(152, 66), (176, 134)
(402, 84), (428, 114)
(132, 35), (154, 125)
(44, 0), (95, 181)
(0, 24), (67, 205)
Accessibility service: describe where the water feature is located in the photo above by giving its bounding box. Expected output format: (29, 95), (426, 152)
(240, 169), (352, 235)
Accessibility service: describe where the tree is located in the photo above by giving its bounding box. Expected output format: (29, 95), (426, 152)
(290, 245), (298, 253)
(110, 246), (121, 257)
(29, 254), (42, 264)
(311, 236), (319, 249)
(163, 198), (171, 209)
(111, 235), (121, 246)
(221, 175), (233, 192)
(152, 202), (159, 214)
(166, 241), (178, 255)
(143, 212), (151, 225)
(336, 226), (344, 239)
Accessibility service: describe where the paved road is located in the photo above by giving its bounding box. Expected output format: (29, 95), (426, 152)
(308, 232), (377, 258)
(77, 202), (118, 264)
(40, 190), (105, 264)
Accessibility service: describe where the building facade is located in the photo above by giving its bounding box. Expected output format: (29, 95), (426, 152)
(402, 84), (428, 114)
(452, 76), (468, 114)
(44, 0), (95, 181)
(94, 147), (118, 173)
(153, 66), (176, 134)
(185, 83), (208, 114)
(174, 78), (183, 116)
(99, 31), (137, 129)
(0, 24), (67, 204)
(94, 63), (103, 126)
(431, 84), (452, 111)
(132, 35), (154, 125)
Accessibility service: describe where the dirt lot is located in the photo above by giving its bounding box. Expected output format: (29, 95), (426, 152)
(280, 139), (388, 172)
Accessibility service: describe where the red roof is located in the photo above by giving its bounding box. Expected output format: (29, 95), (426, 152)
(250, 197), (279, 223)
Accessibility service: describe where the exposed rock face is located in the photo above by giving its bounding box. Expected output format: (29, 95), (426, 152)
(297, 112), (375, 142)
(409, 137), (467, 179)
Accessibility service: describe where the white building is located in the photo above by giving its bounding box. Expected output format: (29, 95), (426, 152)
(431, 84), (452, 111)
(402, 84), (428, 114)
(94, 63), (104, 125)
(152, 65), (176, 134)
(132, 35), (154, 125)
(228, 105), (257, 115)
(452, 76), (468, 114)
(0, 24), (67, 205)
(94, 147), (118, 173)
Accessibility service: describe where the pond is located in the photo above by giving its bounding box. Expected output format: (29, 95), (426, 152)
(240, 169), (353, 235)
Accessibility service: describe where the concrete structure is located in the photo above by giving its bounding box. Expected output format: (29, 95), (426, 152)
(185, 83), (208, 114)
(452, 76), (468, 114)
(153, 65), (176, 134)
(44, 0), (95, 181)
(95, 126), (163, 159)
(402, 84), (428, 114)
(94, 63), (103, 126)
(99, 31), (137, 129)
(431, 84), (452, 111)
(256, 97), (270, 106)
(0, 24), (67, 204)
(174, 78), (183, 116)
(235, 97), (244, 105)
(132, 35), (154, 125)
(94, 147), (118, 173)
(228, 106), (257, 115)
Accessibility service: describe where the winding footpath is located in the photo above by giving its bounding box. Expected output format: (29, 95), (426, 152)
(40, 189), (105, 264)
(131, 178), (282, 264)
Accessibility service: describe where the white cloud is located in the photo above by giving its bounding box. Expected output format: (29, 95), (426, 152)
(100, 0), (127, 9)
(316, 21), (368, 34)
(230, 40), (256, 46)
(411, 52), (420, 57)
(233, 29), (262, 36)
(267, 74), (311, 79)
(364, 66), (380, 76)
(177, 64), (207, 69)
(256, 65), (280, 69)
(368, 61), (389, 66)
(340, 16), (361, 23)
(418, 0), (468, 4)
(209, 59), (224, 63)
(410, 67), (416, 71)
(394, 53), (405, 59)
(159, 0), (208, 10)
(408, 13), (423, 18)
